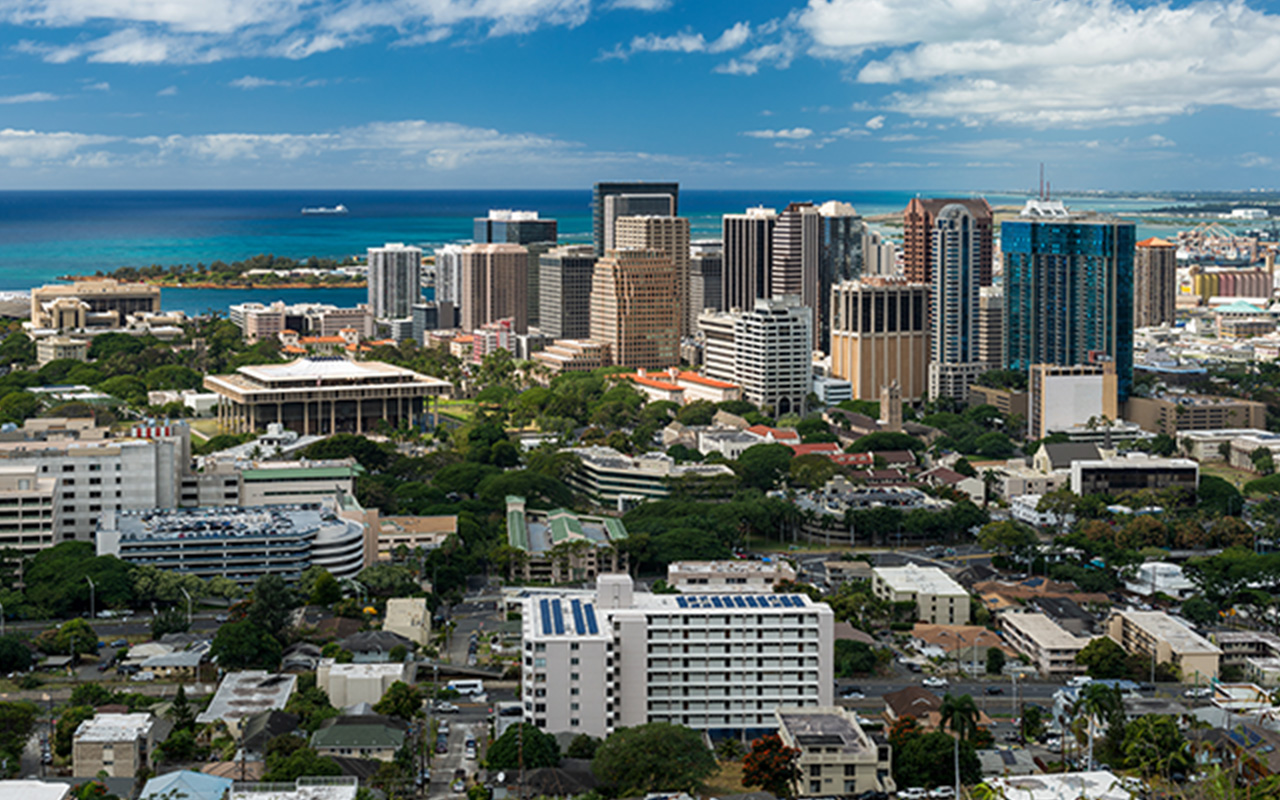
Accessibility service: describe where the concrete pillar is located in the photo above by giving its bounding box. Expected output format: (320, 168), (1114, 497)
(356, 398), (363, 435)
(330, 399), (336, 435)
(304, 401), (311, 436)
(277, 402), (282, 425)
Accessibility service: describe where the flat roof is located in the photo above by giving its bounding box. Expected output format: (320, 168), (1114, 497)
(777, 707), (871, 755)
(669, 560), (793, 575)
(1117, 610), (1222, 655)
(873, 564), (969, 596)
(75, 712), (154, 742)
(988, 771), (1130, 800)
(0, 780), (72, 800)
(197, 672), (298, 724)
(1002, 612), (1096, 650)
(319, 660), (411, 679)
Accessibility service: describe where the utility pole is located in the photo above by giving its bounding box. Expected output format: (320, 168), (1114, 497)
(180, 587), (193, 627)
(85, 575), (95, 621)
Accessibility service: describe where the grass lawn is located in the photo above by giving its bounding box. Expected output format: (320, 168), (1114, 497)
(703, 761), (747, 796)
(1203, 462), (1257, 490)
(189, 418), (226, 440)
(745, 535), (850, 554)
(436, 400), (477, 420)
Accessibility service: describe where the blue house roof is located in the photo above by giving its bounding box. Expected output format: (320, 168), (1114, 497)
(140, 770), (234, 800)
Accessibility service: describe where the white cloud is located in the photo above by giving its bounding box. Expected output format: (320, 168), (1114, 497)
(798, 0), (1280, 127)
(714, 31), (798, 75)
(1146, 134), (1176, 148)
(157, 85), (178, 96)
(608, 0), (671, 9)
(0, 128), (116, 166)
(865, 115), (885, 129)
(610, 21), (751, 59)
(84, 81), (110, 91)
(229, 75), (283, 89)
(831, 126), (870, 137)
(0, 92), (59, 104)
(742, 127), (813, 140)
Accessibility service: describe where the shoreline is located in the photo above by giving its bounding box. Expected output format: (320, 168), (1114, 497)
(59, 276), (367, 290)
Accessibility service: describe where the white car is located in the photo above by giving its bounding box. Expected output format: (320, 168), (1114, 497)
(1183, 687), (1212, 699)
(930, 787), (956, 799)
(922, 676), (949, 689)
(899, 788), (928, 799)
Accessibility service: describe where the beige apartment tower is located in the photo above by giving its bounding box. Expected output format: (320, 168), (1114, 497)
(590, 249), (679, 370)
(829, 278), (929, 401)
(1134, 237), (1178, 329)
(460, 243), (529, 333)
(614, 215), (692, 337)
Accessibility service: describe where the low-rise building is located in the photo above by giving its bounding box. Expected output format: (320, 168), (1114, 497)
(872, 564), (970, 625)
(35, 336), (90, 367)
(1069, 454), (1199, 496)
(1105, 609), (1221, 683)
(196, 671), (298, 735)
(986, 772), (1131, 800)
(383, 598), (431, 647)
(317, 660), (414, 707)
(564, 446), (735, 508)
(72, 713), (157, 778)
(505, 496), (627, 584)
(312, 715), (406, 761)
(229, 777), (359, 800)
(666, 559), (797, 593)
(999, 612), (1097, 678)
(532, 339), (612, 375)
(1125, 562), (1196, 600)
(998, 460), (1069, 501)
(371, 513), (456, 562)
(775, 706), (894, 797)
(1126, 393), (1266, 436)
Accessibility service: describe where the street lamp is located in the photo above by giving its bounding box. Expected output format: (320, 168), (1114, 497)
(85, 575), (95, 621)
(180, 587), (193, 626)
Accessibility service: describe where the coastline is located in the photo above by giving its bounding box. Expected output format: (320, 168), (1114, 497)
(58, 276), (367, 290)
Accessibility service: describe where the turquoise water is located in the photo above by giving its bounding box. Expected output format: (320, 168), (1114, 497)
(0, 189), (1183, 315)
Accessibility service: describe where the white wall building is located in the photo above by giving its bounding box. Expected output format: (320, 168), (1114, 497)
(368, 243), (422, 321)
(434, 244), (464, 306)
(871, 564), (970, 625)
(999, 611), (1097, 678)
(520, 573), (833, 738)
(667, 560), (798, 593)
(1125, 562), (1197, 600)
(699, 295), (813, 417)
(317, 660), (413, 708)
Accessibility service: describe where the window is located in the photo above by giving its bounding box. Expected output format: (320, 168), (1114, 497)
(570, 673), (580, 681)
(570, 658), (579, 666)
(810, 765), (822, 777)
(570, 718), (580, 727)
(810, 781), (822, 793)
(62, 465), (74, 473)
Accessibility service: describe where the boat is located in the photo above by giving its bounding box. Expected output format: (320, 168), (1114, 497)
(301, 204), (348, 215)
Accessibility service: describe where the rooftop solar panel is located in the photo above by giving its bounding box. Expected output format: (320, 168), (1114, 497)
(539, 598), (552, 635)
(551, 599), (565, 635)
(585, 603), (599, 635)
(711, 596), (723, 608)
(571, 598), (586, 635)
(676, 596), (688, 608)
(745, 596), (759, 608)
(733, 596), (747, 608)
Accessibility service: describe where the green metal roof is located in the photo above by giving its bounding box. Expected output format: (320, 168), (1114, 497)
(507, 507), (530, 551)
(547, 509), (584, 544)
(242, 465), (364, 482)
(312, 724), (405, 750)
(1216, 301), (1266, 314)
(603, 518), (628, 541)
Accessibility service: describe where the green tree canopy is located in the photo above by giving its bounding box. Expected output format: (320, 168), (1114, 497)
(1075, 637), (1131, 679)
(734, 444), (794, 491)
(0, 635), (33, 673)
(210, 620), (282, 671)
(592, 722), (717, 795)
(486, 723), (560, 770)
(373, 681), (425, 722)
(849, 432), (925, 453)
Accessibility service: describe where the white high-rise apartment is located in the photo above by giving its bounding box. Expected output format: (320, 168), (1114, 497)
(521, 573), (833, 738)
(367, 243), (422, 321)
(698, 295), (813, 417)
(434, 245), (464, 306)
(928, 203), (988, 401)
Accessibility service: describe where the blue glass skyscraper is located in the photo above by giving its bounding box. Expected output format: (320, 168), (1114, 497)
(1002, 203), (1135, 400)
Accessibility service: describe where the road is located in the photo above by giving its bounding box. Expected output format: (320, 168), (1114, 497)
(428, 704), (489, 798)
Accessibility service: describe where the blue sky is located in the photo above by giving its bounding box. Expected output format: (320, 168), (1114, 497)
(0, 0), (1278, 191)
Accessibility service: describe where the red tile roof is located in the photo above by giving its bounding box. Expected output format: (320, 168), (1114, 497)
(676, 370), (738, 389)
(746, 425), (800, 442)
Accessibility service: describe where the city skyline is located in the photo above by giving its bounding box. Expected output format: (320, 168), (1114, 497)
(0, 0), (1277, 190)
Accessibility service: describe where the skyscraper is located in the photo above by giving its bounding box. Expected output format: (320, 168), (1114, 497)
(539, 244), (597, 340)
(928, 203), (987, 401)
(614, 215), (691, 338)
(460, 243), (529, 333)
(590, 249), (679, 370)
(698, 296), (813, 417)
(434, 245), (464, 306)
(1134, 237), (1177, 329)
(903, 197), (993, 286)
(689, 240), (724, 323)
(602, 195), (676, 252)
(977, 286), (1004, 369)
(1002, 199), (1136, 400)
(722, 207), (777, 312)
(772, 202), (821, 347)
(830, 278), (929, 401)
(367, 242), (422, 321)
(592, 182), (679, 256)
(473, 209), (558, 246)
(817, 201), (865, 352)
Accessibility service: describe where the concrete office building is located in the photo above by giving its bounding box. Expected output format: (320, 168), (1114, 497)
(1126, 393), (1267, 436)
(593, 182), (679, 254)
(205, 358), (451, 436)
(999, 611), (1096, 678)
(929, 202), (988, 401)
(903, 197), (993, 286)
(565, 446), (735, 506)
(615, 215), (692, 338)
(0, 420), (186, 544)
(1028, 363), (1119, 440)
(0, 466), (58, 554)
(317, 660), (414, 707)
(830, 278), (929, 401)
(1134, 237), (1177, 328)
(520, 573), (833, 738)
(871, 564), (970, 625)
(818, 201), (865, 352)
(590, 249), (679, 370)
(473, 209), (557, 246)
(230, 301), (375, 343)
(538, 245), (597, 340)
(72, 713), (157, 779)
(30, 279), (161, 331)
(723, 207), (777, 313)
(690, 240), (724, 321)
(667, 560), (798, 593)
(776, 707), (895, 796)
(699, 296), (813, 416)
(862, 230), (899, 277)
(506, 496), (628, 584)
(433, 245), (464, 306)
(532, 339), (613, 375)
(1069, 454), (1199, 496)
(602, 194), (676, 252)
(460, 243), (529, 334)
(96, 501), (366, 585)
(1003, 200), (1136, 400)
(1105, 609), (1221, 683)
(411, 302), (457, 342)
(773, 202), (822, 346)
(367, 243), (422, 321)
(35, 336), (89, 367)
(977, 286), (1004, 368)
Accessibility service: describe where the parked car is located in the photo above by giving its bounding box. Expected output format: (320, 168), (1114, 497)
(898, 788), (928, 799)
(130, 671), (155, 682)
(435, 735), (449, 754)
(464, 738), (477, 760)
(214, 614), (229, 623)
(930, 787), (956, 799)
(922, 676), (949, 689)
(985, 686), (1004, 695)
(109, 639), (127, 648)
(435, 701), (459, 713)
(1184, 687), (1212, 699)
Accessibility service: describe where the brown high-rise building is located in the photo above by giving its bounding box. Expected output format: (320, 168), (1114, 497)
(902, 197), (993, 286)
(614, 215), (691, 338)
(829, 277), (929, 401)
(460, 243), (528, 333)
(590, 249), (679, 370)
(772, 202), (821, 347)
(1134, 237), (1177, 329)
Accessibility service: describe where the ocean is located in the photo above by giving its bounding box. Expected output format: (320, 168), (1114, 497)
(0, 189), (1178, 316)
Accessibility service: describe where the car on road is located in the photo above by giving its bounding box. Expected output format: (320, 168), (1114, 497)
(465, 737), (477, 760)
(985, 686), (1004, 695)
(841, 690), (866, 700)
(110, 639), (127, 648)
(1184, 687), (1212, 699)
(130, 671), (155, 682)
(930, 787), (955, 799)
(214, 614), (229, 623)
(435, 734), (449, 754)
(922, 676), (949, 689)
(898, 788), (928, 799)
(435, 701), (459, 713)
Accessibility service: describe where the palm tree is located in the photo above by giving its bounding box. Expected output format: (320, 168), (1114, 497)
(940, 693), (980, 742)
(981, 469), (1000, 509)
(1073, 683), (1123, 770)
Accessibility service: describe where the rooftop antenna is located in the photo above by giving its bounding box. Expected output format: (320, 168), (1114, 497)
(1039, 163), (1044, 200)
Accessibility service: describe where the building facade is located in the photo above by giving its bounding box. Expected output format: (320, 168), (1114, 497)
(999, 611), (1095, 678)
(473, 209), (557, 246)
(1105, 609), (1221, 683)
(1069, 454), (1199, 496)
(0, 466), (57, 554)
(614, 215), (692, 338)
(689, 240), (724, 322)
(777, 707), (894, 797)
(367, 243), (422, 321)
(72, 713), (156, 778)
(1126, 394), (1267, 436)
(433, 245), (464, 306)
(830, 278), (929, 401)
(903, 197), (993, 286)
(818, 201), (865, 353)
(460, 243), (529, 334)
(772, 202), (822, 346)
(520, 573), (833, 738)
(1134, 237), (1177, 328)
(31, 280), (161, 331)
(929, 202), (987, 401)
(1002, 201), (1136, 400)
(723, 207), (777, 313)
(871, 565), (970, 625)
(589, 249), (679, 370)
(977, 286), (1004, 369)
(230, 301), (375, 343)
(592, 182), (679, 255)
(538, 244), (596, 340)
(699, 296), (813, 416)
